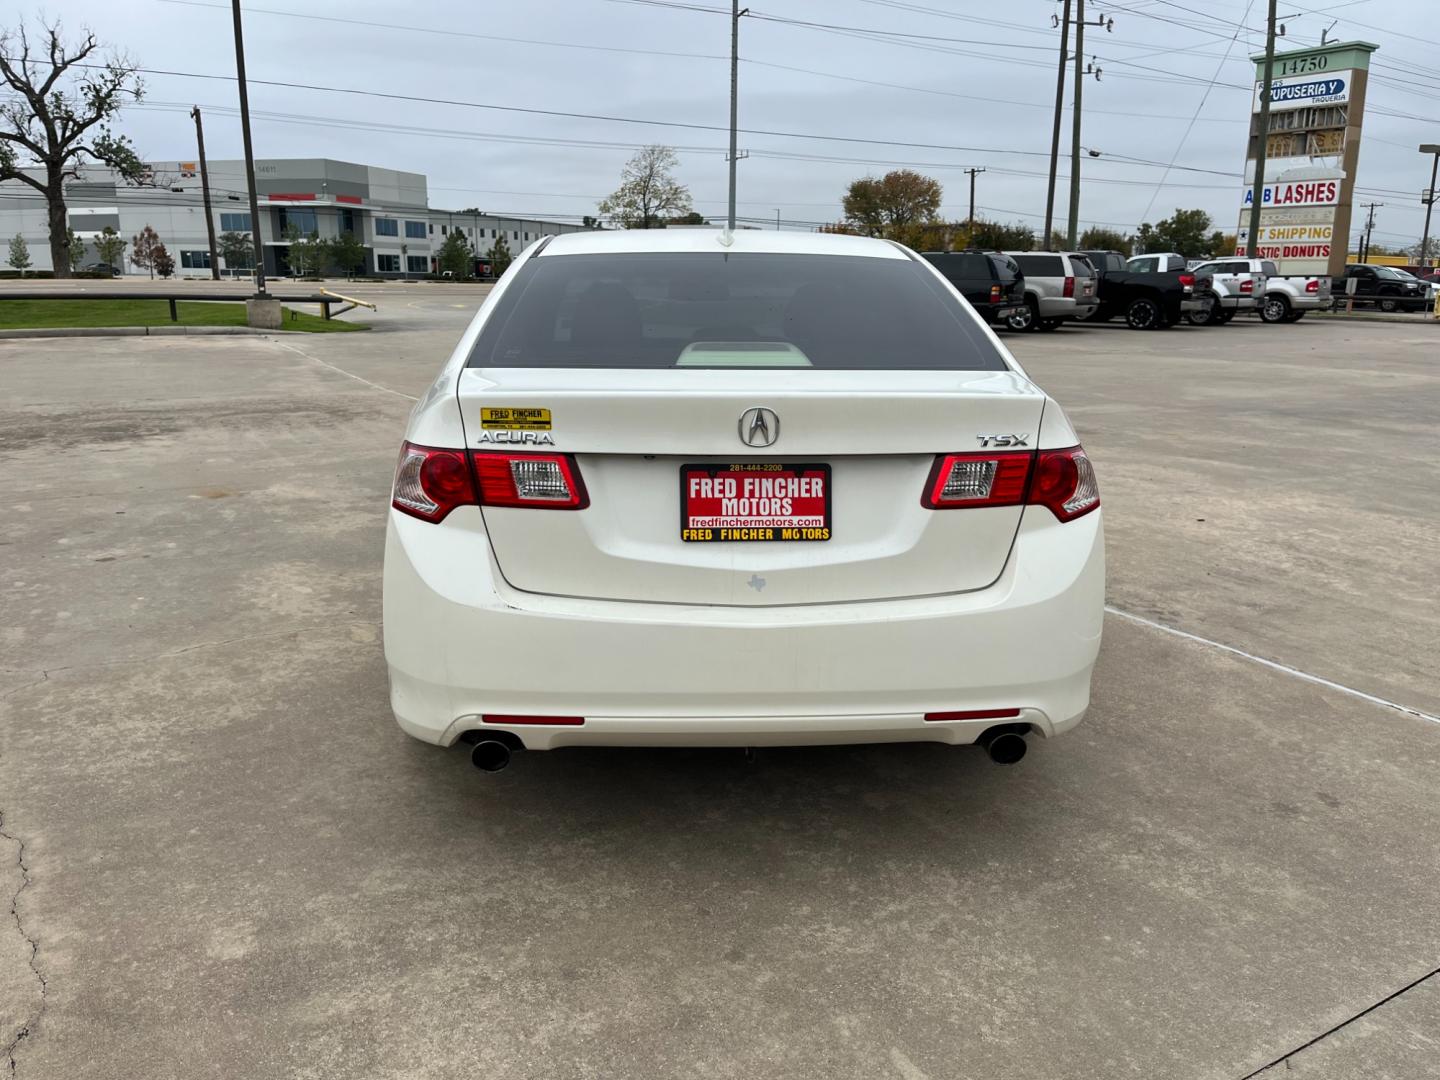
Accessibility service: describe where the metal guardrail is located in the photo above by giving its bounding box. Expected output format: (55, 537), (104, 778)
(0, 290), (361, 320)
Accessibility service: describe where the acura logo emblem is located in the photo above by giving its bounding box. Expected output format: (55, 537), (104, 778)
(738, 407), (779, 447)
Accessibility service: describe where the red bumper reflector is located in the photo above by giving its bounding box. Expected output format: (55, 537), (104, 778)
(482, 715), (585, 726)
(924, 709), (1022, 722)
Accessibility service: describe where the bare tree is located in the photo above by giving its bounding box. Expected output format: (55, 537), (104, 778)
(598, 146), (694, 229)
(0, 19), (145, 277)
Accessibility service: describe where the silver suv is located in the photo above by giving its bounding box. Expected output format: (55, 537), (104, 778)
(1002, 251), (1100, 331)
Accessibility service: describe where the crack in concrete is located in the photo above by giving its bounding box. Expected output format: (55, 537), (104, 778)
(0, 811), (45, 1078)
(1239, 966), (1440, 1078)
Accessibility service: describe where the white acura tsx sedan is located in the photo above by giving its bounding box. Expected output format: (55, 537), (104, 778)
(383, 229), (1103, 771)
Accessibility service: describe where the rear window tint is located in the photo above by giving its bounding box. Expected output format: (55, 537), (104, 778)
(1013, 254), (1065, 277)
(1262, 261), (1279, 277)
(466, 252), (1007, 371)
(922, 252), (991, 278)
(1069, 257), (1094, 277)
(988, 254), (1020, 280)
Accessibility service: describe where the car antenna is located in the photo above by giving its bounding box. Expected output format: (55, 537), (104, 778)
(717, 227), (735, 248)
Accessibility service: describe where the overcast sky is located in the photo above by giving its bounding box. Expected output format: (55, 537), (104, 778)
(35, 0), (1440, 248)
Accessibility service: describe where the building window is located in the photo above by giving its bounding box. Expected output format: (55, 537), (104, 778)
(180, 250), (212, 269)
(376, 253), (400, 273)
(278, 208), (318, 234)
(512, 231), (518, 240)
(374, 217), (398, 237)
(441, 225), (448, 235)
(406, 255), (428, 273)
(220, 212), (252, 231)
(405, 220), (427, 239)
(338, 208), (356, 235)
(490, 229), (496, 239)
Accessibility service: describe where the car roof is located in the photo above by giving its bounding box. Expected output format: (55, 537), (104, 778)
(537, 228), (909, 260)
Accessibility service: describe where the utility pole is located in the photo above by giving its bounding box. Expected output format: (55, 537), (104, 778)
(1246, 0), (1279, 258)
(775, 208), (781, 231)
(1419, 144), (1440, 269)
(230, 0), (266, 293)
(727, 1), (749, 231)
(1360, 202), (1381, 262)
(1043, 0), (1072, 245)
(964, 167), (986, 225)
(1066, 0), (1086, 249)
(189, 106), (220, 280)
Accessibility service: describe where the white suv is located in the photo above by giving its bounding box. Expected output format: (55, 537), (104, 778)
(384, 230), (1104, 772)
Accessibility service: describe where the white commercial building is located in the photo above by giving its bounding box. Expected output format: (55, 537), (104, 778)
(0, 157), (587, 278)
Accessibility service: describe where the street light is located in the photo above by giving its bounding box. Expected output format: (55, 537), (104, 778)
(1420, 144), (1440, 270)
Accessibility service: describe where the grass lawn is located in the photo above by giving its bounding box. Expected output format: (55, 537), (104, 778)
(0, 298), (368, 332)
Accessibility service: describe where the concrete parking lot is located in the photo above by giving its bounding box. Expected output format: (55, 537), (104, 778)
(2, 299), (1437, 1079)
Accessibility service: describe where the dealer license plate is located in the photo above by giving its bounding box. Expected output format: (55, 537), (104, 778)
(680, 463), (832, 542)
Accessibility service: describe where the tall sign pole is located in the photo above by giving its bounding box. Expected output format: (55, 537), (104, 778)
(1246, 0), (1279, 258)
(1420, 144), (1440, 268)
(189, 106), (220, 281)
(230, 0), (266, 293)
(1043, 0), (1072, 245)
(1066, 0), (1085, 249)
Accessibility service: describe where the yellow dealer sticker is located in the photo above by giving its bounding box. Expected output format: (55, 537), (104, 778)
(481, 407), (552, 430)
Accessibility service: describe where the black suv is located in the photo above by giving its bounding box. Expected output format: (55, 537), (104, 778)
(921, 250), (1025, 325)
(1331, 264), (1427, 312)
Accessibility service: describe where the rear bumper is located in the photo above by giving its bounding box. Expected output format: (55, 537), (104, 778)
(1037, 296), (1099, 319)
(382, 508), (1106, 750)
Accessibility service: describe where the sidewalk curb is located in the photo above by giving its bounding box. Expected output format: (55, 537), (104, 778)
(0, 326), (333, 340)
(1310, 312), (1438, 327)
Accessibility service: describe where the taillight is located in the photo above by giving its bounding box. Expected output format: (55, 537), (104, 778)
(990, 283), (1002, 301)
(1240, 279), (1253, 293)
(922, 445), (1099, 521)
(392, 442), (476, 523)
(1029, 446), (1100, 522)
(473, 451), (588, 510)
(922, 451), (1031, 509)
(1306, 279), (1319, 293)
(1062, 275), (1075, 298)
(1179, 273), (1195, 289)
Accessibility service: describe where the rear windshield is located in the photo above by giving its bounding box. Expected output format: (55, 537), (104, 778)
(922, 251), (991, 279)
(988, 253), (1020, 281)
(466, 252), (1007, 371)
(1262, 261), (1279, 277)
(1069, 256), (1094, 277)
(1013, 254), (1065, 277)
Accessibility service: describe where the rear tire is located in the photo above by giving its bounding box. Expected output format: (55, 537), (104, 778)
(1214, 307), (1235, 324)
(1037, 318), (1063, 331)
(1379, 294), (1398, 312)
(1184, 296), (1219, 326)
(1006, 298), (1038, 332)
(1125, 297), (1163, 330)
(1261, 294), (1291, 323)
(1284, 310), (1307, 323)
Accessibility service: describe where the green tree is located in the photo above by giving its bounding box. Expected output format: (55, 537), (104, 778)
(131, 223), (161, 278)
(303, 232), (331, 277)
(330, 230), (365, 278)
(8, 232), (31, 273)
(842, 169), (943, 239)
(218, 229), (253, 274)
(1134, 208), (1213, 256)
(965, 218), (1036, 251)
(94, 224), (125, 270)
(152, 243), (174, 279)
(668, 211), (708, 226)
(485, 233), (513, 277)
(65, 224), (85, 266)
(0, 21), (145, 277)
(1079, 227), (1132, 255)
(437, 229), (473, 278)
(1207, 230), (1237, 257)
(598, 145), (693, 229)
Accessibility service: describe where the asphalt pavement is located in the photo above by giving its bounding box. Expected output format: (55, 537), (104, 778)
(1, 304), (1437, 1079)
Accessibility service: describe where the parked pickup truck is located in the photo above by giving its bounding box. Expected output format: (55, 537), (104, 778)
(1191, 257), (1329, 323)
(1330, 264), (1428, 312)
(1074, 252), (1210, 329)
